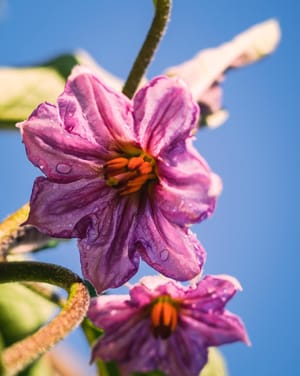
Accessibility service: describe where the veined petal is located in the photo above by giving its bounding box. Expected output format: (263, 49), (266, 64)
(182, 311), (249, 347)
(133, 76), (199, 157)
(88, 295), (134, 330)
(156, 142), (221, 225)
(26, 177), (109, 238)
(134, 200), (206, 281)
(58, 66), (135, 154)
(184, 275), (240, 310)
(18, 102), (103, 182)
(91, 312), (148, 364)
(79, 195), (140, 293)
(88, 275), (249, 376)
(182, 276), (250, 346)
(129, 276), (184, 307)
(159, 329), (208, 376)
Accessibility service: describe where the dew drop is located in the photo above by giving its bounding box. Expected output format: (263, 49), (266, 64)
(56, 163), (72, 174)
(160, 249), (169, 261)
(37, 159), (45, 170)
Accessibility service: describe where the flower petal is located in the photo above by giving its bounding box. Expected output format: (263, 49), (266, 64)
(18, 102), (103, 182)
(182, 311), (249, 347)
(134, 200), (206, 281)
(58, 66), (135, 154)
(165, 20), (281, 101)
(133, 76), (199, 157)
(79, 195), (140, 292)
(184, 275), (240, 311)
(26, 177), (109, 238)
(156, 141), (221, 225)
(90, 304), (150, 366)
(159, 330), (208, 376)
(88, 295), (134, 331)
(182, 276), (250, 346)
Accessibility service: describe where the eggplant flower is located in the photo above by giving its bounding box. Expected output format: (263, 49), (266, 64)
(88, 275), (249, 376)
(18, 67), (221, 292)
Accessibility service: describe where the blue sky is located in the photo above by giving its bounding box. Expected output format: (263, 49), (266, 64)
(0, 1), (299, 375)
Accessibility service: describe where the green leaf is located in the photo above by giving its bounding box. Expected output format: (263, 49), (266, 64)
(18, 356), (53, 376)
(0, 282), (56, 346)
(0, 283), (57, 375)
(0, 50), (123, 130)
(0, 66), (66, 125)
(0, 55), (79, 127)
(200, 348), (228, 376)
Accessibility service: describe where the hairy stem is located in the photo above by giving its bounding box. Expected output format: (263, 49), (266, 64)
(122, 0), (172, 98)
(0, 262), (90, 376)
(0, 203), (29, 261)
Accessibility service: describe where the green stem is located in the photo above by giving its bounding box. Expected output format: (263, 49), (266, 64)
(122, 0), (172, 98)
(0, 262), (90, 376)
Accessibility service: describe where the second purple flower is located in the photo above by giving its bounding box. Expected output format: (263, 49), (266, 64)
(19, 67), (221, 292)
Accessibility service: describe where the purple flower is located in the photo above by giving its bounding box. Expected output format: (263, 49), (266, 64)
(18, 67), (221, 292)
(88, 275), (249, 376)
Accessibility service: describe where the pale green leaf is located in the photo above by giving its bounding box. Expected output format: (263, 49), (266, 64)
(0, 282), (56, 346)
(18, 356), (53, 376)
(200, 348), (228, 376)
(0, 50), (123, 130)
(0, 56), (77, 127)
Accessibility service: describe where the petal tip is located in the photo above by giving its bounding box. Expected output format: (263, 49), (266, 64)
(215, 274), (243, 291)
(208, 173), (223, 197)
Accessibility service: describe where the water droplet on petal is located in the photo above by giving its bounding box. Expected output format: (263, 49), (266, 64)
(56, 163), (72, 174)
(160, 249), (169, 261)
(37, 159), (45, 171)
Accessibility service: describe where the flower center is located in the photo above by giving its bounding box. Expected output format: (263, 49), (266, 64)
(104, 150), (157, 196)
(150, 295), (179, 339)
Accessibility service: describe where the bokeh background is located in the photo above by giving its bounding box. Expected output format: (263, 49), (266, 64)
(0, 1), (299, 375)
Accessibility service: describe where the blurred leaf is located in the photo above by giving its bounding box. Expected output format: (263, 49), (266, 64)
(0, 282), (56, 346)
(81, 317), (103, 346)
(7, 226), (60, 256)
(0, 50), (123, 130)
(0, 58), (76, 127)
(0, 283), (57, 375)
(0, 203), (30, 261)
(200, 348), (228, 376)
(18, 355), (53, 376)
(41, 54), (79, 80)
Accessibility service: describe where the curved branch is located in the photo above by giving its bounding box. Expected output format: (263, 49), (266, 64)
(122, 0), (172, 98)
(0, 262), (90, 376)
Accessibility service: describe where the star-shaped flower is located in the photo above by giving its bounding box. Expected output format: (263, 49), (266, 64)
(19, 67), (221, 292)
(88, 275), (249, 376)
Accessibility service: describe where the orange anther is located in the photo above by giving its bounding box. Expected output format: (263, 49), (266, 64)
(128, 156), (144, 170)
(104, 157), (128, 173)
(150, 296), (179, 339)
(139, 161), (153, 175)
